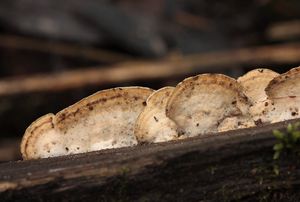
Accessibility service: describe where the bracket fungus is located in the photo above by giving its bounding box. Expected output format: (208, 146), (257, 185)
(21, 87), (153, 159)
(251, 66), (300, 123)
(20, 66), (300, 159)
(238, 68), (279, 104)
(166, 74), (253, 137)
(134, 87), (179, 143)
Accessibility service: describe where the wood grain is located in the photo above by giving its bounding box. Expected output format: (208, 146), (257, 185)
(1, 118), (300, 201)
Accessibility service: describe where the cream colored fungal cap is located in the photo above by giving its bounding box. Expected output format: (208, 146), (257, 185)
(250, 67), (300, 124)
(21, 87), (153, 160)
(266, 66), (300, 98)
(217, 117), (255, 132)
(21, 114), (66, 160)
(166, 74), (252, 137)
(250, 97), (300, 124)
(238, 68), (279, 103)
(134, 87), (180, 143)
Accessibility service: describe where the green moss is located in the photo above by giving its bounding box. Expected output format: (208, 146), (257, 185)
(273, 122), (300, 160)
(208, 165), (217, 175)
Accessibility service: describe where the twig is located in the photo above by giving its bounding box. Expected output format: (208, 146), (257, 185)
(266, 20), (300, 41)
(0, 42), (299, 96)
(0, 35), (132, 63)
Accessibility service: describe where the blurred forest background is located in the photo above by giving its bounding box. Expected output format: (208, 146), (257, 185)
(0, 0), (299, 162)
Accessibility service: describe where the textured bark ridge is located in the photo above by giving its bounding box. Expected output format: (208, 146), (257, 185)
(1, 119), (300, 201)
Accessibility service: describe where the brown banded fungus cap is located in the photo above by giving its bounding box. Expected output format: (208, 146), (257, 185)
(21, 66), (300, 160)
(166, 74), (252, 137)
(238, 68), (279, 104)
(134, 87), (180, 143)
(21, 87), (153, 160)
(251, 67), (300, 123)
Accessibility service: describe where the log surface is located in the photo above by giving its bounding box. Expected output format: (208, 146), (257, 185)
(1, 119), (300, 201)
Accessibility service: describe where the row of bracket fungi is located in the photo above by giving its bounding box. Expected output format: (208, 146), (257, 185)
(21, 67), (300, 160)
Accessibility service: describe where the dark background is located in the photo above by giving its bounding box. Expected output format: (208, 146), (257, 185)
(0, 0), (299, 161)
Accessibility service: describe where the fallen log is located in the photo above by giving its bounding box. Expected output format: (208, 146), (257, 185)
(1, 118), (300, 201)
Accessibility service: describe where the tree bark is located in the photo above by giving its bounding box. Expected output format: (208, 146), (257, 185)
(1, 119), (300, 201)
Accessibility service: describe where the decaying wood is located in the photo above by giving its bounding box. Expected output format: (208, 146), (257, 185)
(0, 42), (300, 97)
(0, 35), (132, 63)
(1, 118), (300, 201)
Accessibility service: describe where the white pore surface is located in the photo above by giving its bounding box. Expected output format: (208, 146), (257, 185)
(34, 129), (66, 158)
(136, 107), (178, 143)
(238, 69), (278, 103)
(88, 106), (138, 151)
(217, 116), (255, 132)
(170, 84), (242, 137)
(250, 97), (300, 124)
(268, 77), (300, 98)
(135, 87), (179, 143)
